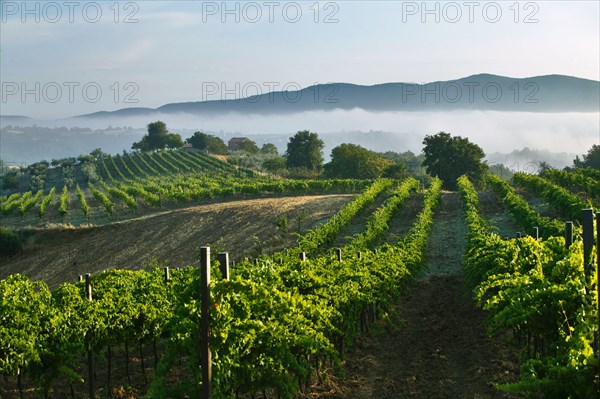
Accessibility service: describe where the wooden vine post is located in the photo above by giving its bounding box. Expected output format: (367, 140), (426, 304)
(200, 247), (212, 399)
(217, 252), (230, 281)
(582, 209), (594, 277)
(85, 273), (96, 399)
(596, 212), (600, 358)
(581, 209), (597, 358)
(565, 221), (573, 248)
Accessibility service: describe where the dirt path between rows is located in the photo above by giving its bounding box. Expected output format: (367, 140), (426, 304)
(310, 192), (523, 399)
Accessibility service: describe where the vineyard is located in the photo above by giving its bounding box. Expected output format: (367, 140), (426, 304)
(1, 166), (599, 398)
(0, 150), (368, 227)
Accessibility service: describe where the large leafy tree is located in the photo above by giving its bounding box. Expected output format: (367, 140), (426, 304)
(132, 121), (183, 151)
(422, 132), (487, 189)
(261, 143), (279, 155)
(285, 130), (324, 172)
(238, 138), (260, 154)
(324, 143), (393, 179)
(186, 132), (228, 154)
(573, 144), (599, 170)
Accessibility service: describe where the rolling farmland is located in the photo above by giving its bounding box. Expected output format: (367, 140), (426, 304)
(0, 161), (598, 398)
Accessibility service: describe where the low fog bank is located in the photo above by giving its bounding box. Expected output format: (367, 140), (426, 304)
(1, 110), (597, 167)
(53, 109), (600, 153)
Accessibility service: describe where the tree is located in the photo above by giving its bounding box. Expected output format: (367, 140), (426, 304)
(77, 154), (94, 164)
(422, 132), (487, 189)
(186, 132), (228, 154)
(262, 156), (287, 173)
(537, 161), (554, 175)
(165, 133), (184, 149)
(2, 170), (19, 189)
(90, 148), (105, 160)
(238, 138), (260, 154)
(382, 162), (409, 180)
(573, 144), (600, 170)
(285, 130), (324, 172)
(261, 143), (279, 155)
(324, 143), (393, 179)
(132, 121), (183, 151)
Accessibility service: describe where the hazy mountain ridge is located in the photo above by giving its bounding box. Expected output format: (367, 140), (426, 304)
(75, 74), (598, 119)
(1, 74), (595, 126)
(1, 74), (596, 166)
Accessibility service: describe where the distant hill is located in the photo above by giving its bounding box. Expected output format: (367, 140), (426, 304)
(73, 74), (599, 120)
(0, 115), (37, 125)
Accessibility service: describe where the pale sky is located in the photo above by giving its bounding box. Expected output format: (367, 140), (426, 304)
(1, 0), (599, 119)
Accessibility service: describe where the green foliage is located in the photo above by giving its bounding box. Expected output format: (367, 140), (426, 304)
(3, 149), (371, 226)
(261, 143), (279, 155)
(382, 162), (409, 180)
(89, 183), (114, 215)
(573, 144), (599, 170)
(379, 150), (425, 173)
(488, 163), (514, 180)
(512, 173), (592, 222)
(542, 168), (600, 204)
(237, 138), (260, 154)
(99, 181), (137, 211)
(186, 132), (229, 154)
(297, 179), (392, 256)
(19, 189), (43, 216)
(1, 178), (444, 398)
(81, 161), (100, 183)
(285, 130), (324, 172)
(458, 175), (599, 398)
(38, 187), (56, 218)
(1, 193), (22, 215)
(134, 152), (160, 175)
(115, 154), (136, 179)
(58, 185), (69, 217)
(27, 161), (49, 191)
(262, 156), (287, 173)
(0, 275), (51, 376)
(423, 132), (487, 189)
(347, 178), (419, 249)
(324, 143), (393, 179)
(108, 154), (128, 180)
(487, 174), (564, 238)
(2, 170), (19, 190)
(125, 152), (149, 178)
(132, 121), (184, 151)
(58, 158), (76, 188)
(76, 184), (90, 218)
(98, 155), (114, 181)
(165, 133), (184, 149)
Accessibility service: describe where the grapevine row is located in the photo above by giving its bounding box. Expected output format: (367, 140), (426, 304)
(459, 175), (598, 398)
(543, 169), (600, 200)
(487, 174), (564, 238)
(512, 172), (592, 222)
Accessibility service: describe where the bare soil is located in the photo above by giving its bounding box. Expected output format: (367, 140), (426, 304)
(0, 195), (353, 288)
(304, 192), (524, 399)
